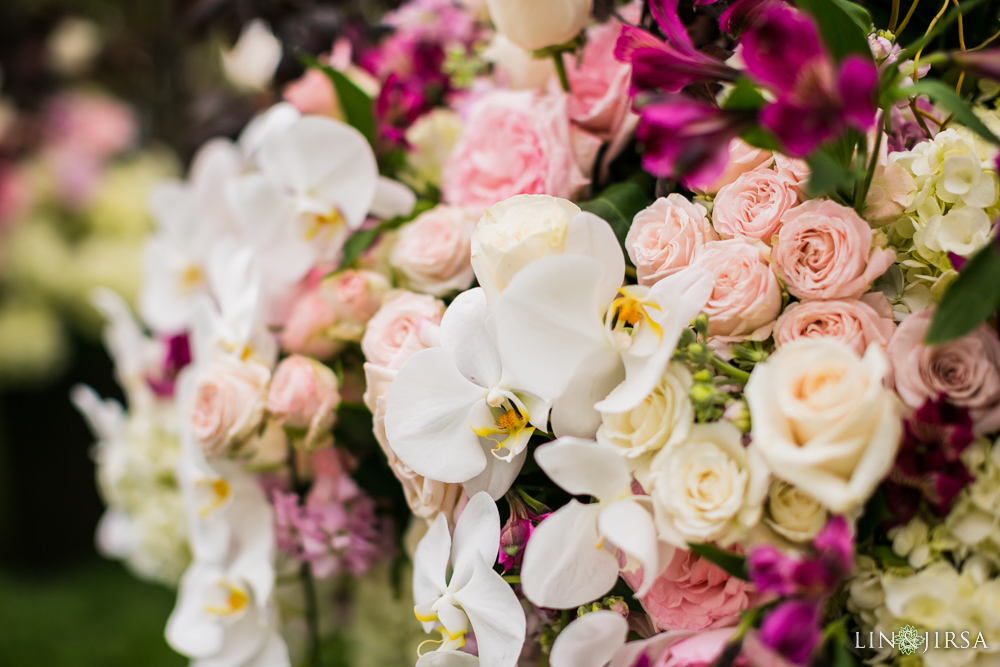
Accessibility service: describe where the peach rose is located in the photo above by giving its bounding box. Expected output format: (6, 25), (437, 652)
(189, 355), (271, 458)
(282, 290), (341, 359)
(773, 200), (895, 300)
(698, 138), (773, 196)
(712, 170), (798, 242)
(888, 309), (1000, 434)
(442, 90), (597, 213)
(622, 548), (758, 632)
(773, 154), (810, 198)
(626, 195), (718, 286)
(283, 270), (389, 356)
(773, 293), (896, 356)
(692, 239), (782, 341)
(360, 291), (444, 370)
(267, 355), (341, 451)
(390, 205), (476, 296)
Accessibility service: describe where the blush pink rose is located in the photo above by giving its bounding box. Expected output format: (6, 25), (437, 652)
(773, 154), (811, 199)
(283, 270), (389, 356)
(564, 12), (635, 140)
(283, 290), (341, 359)
(622, 548), (758, 631)
(774, 293), (896, 356)
(390, 205), (476, 296)
(626, 195), (719, 286)
(657, 628), (739, 667)
(360, 291), (444, 370)
(267, 355), (341, 450)
(713, 170), (798, 243)
(773, 200), (895, 300)
(698, 138), (773, 196)
(189, 355), (271, 458)
(888, 309), (1000, 434)
(692, 239), (782, 341)
(442, 90), (598, 212)
(44, 91), (137, 159)
(283, 68), (339, 117)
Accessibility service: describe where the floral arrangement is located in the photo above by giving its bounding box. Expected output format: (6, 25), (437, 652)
(72, 0), (1000, 666)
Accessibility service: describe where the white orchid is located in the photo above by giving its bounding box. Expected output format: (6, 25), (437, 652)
(520, 438), (661, 609)
(412, 492), (525, 667)
(385, 288), (550, 499)
(417, 651), (481, 666)
(550, 610), (696, 667)
(494, 254), (713, 437)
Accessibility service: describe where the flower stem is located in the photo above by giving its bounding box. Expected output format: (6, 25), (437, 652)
(552, 53), (571, 93)
(287, 445), (323, 667)
(708, 352), (751, 383)
(854, 112), (884, 215)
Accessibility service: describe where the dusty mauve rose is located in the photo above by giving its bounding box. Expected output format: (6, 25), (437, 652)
(626, 195), (718, 286)
(622, 547), (758, 631)
(773, 200), (895, 300)
(361, 291), (444, 370)
(888, 309), (1000, 434)
(189, 355), (271, 457)
(773, 293), (896, 356)
(390, 205), (476, 296)
(442, 90), (599, 213)
(713, 170), (798, 242)
(267, 355), (341, 451)
(692, 239), (782, 342)
(697, 138), (773, 196)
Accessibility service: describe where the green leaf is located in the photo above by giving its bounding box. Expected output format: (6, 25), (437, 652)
(831, 0), (872, 32)
(740, 127), (782, 152)
(579, 177), (653, 247)
(722, 77), (767, 112)
(336, 201), (434, 270)
(831, 636), (859, 667)
(900, 79), (1000, 146)
(805, 149), (856, 199)
(927, 242), (1000, 343)
(688, 543), (749, 580)
(310, 60), (377, 147)
(794, 0), (872, 61)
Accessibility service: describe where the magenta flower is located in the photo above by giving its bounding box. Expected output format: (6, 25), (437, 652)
(748, 516), (855, 599)
(147, 333), (192, 397)
(499, 494), (547, 573)
(759, 599), (822, 665)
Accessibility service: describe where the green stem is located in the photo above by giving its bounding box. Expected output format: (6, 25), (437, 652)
(287, 445), (323, 667)
(552, 53), (571, 93)
(709, 353), (751, 383)
(502, 575), (522, 584)
(855, 113), (884, 215)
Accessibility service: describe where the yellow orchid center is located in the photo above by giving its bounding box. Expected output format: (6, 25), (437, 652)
(178, 265), (204, 294)
(204, 580), (250, 618)
(608, 286), (663, 340)
(472, 400), (534, 461)
(304, 207), (347, 242)
(197, 477), (232, 517)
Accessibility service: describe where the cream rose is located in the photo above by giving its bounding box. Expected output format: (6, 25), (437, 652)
(485, 0), (593, 52)
(189, 355), (271, 458)
(482, 34), (556, 90)
(360, 291), (444, 370)
(649, 421), (769, 547)
(390, 205), (476, 297)
(403, 109), (463, 191)
(774, 200), (896, 300)
(626, 195), (718, 286)
(266, 355), (341, 451)
(712, 169), (798, 242)
(773, 293), (896, 357)
(697, 138), (773, 196)
(745, 339), (903, 513)
(763, 480), (828, 543)
(692, 239), (782, 342)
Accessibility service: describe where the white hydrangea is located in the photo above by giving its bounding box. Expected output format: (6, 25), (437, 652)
(947, 439), (1000, 562)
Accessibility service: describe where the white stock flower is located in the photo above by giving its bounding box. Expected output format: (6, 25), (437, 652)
(412, 492), (526, 667)
(220, 20), (283, 92)
(385, 289), (550, 499)
(521, 438), (660, 609)
(745, 340), (902, 513)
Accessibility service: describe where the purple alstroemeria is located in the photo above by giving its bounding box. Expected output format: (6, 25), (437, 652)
(147, 333), (191, 397)
(759, 599), (822, 665)
(741, 4), (878, 156)
(499, 493), (548, 573)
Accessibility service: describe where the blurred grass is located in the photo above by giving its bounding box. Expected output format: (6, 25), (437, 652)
(0, 559), (184, 667)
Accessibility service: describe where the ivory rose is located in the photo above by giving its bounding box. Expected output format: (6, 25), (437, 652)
(745, 339), (903, 513)
(360, 291), (444, 370)
(888, 309), (1000, 434)
(189, 355), (271, 458)
(763, 480), (828, 543)
(712, 170), (798, 242)
(485, 0), (593, 52)
(773, 200), (895, 300)
(390, 205), (475, 296)
(698, 138), (773, 196)
(267, 355), (341, 451)
(650, 422), (769, 547)
(773, 294), (896, 356)
(442, 90), (598, 213)
(626, 195), (718, 286)
(692, 239), (782, 342)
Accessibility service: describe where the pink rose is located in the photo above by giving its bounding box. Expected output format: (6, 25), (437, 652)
(712, 170), (798, 242)
(773, 154), (810, 199)
(657, 628), (739, 667)
(888, 309), (1000, 434)
(189, 355), (271, 457)
(698, 138), (773, 196)
(564, 15), (634, 139)
(283, 68), (339, 118)
(626, 195), (719, 286)
(267, 355), (341, 451)
(692, 239), (782, 341)
(442, 90), (597, 213)
(774, 294), (896, 356)
(283, 290), (341, 360)
(360, 291), (444, 370)
(390, 205), (476, 296)
(44, 92), (137, 159)
(622, 548), (758, 631)
(773, 200), (895, 300)
(282, 270), (389, 356)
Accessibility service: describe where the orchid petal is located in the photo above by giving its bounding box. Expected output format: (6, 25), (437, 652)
(462, 446), (528, 501)
(246, 630), (291, 667)
(371, 176), (416, 221)
(598, 499), (660, 596)
(450, 492), (502, 590)
(226, 173), (298, 246)
(413, 513), (452, 613)
(549, 348), (625, 438)
(564, 213), (627, 307)
(520, 500), (620, 609)
(238, 103), (300, 164)
(440, 289), (502, 389)
(534, 439), (631, 501)
(550, 610), (628, 667)
(417, 651), (480, 666)
(166, 564), (225, 658)
(453, 555), (527, 667)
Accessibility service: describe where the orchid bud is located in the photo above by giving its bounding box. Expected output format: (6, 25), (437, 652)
(485, 0), (593, 52)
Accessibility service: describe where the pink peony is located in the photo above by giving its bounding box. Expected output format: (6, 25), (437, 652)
(698, 138), (773, 196)
(773, 200), (895, 300)
(692, 239), (782, 341)
(712, 169), (798, 243)
(360, 291), (444, 370)
(442, 90), (598, 213)
(774, 293), (896, 356)
(622, 548), (758, 632)
(626, 195), (719, 286)
(888, 309), (1000, 434)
